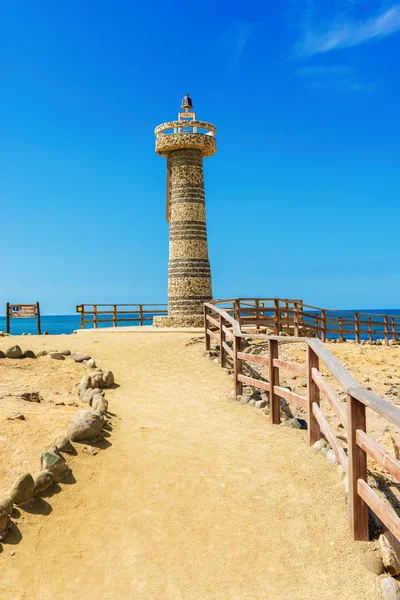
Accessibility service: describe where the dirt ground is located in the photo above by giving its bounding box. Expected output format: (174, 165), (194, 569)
(0, 332), (379, 599)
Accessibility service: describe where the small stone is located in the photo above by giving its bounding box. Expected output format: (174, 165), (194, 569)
(36, 350), (48, 357)
(5, 345), (23, 359)
(281, 418), (307, 430)
(360, 551), (384, 575)
(376, 575), (400, 599)
(33, 470), (54, 494)
(67, 409), (104, 442)
(9, 473), (35, 505)
(43, 331), (49, 335)
(102, 370), (114, 388)
(84, 358), (96, 369)
(255, 400), (267, 409)
(7, 412), (25, 420)
(0, 351), (6, 358)
(213, 357), (219, 364)
(0, 506), (11, 537)
(60, 350), (71, 356)
(249, 399), (256, 407)
(83, 445), (98, 455)
(82, 388), (103, 405)
(71, 353), (91, 363)
(313, 439), (327, 452)
(0, 497), (13, 516)
(40, 450), (71, 482)
(92, 396), (108, 413)
(48, 352), (64, 360)
(238, 395), (251, 405)
(90, 374), (103, 389)
(320, 447), (329, 457)
(55, 401), (66, 406)
(56, 437), (75, 454)
(78, 376), (91, 398)
(22, 350), (36, 359)
(380, 532), (400, 576)
(326, 449), (339, 465)
(19, 391), (42, 403)
(10, 551), (15, 556)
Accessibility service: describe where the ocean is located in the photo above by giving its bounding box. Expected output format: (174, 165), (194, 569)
(1, 309), (400, 338)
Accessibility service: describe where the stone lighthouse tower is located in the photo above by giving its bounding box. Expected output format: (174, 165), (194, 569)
(153, 95), (217, 327)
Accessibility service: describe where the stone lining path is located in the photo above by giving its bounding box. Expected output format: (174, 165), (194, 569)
(1, 330), (374, 599)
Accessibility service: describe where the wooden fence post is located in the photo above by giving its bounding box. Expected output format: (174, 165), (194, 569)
(233, 335), (242, 397)
(139, 305), (143, 326)
(220, 314), (226, 368)
(321, 310), (326, 342)
(392, 317), (396, 341)
(255, 299), (260, 331)
(306, 345), (320, 445)
(5, 302), (10, 334)
(368, 317), (373, 343)
(384, 316), (389, 346)
(203, 305), (210, 351)
(113, 305), (117, 327)
(293, 302), (299, 336)
(355, 313), (360, 343)
(36, 302), (41, 335)
(234, 299), (241, 328)
(80, 306), (85, 329)
(339, 316), (344, 341)
(269, 339), (280, 424)
(347, 392), (369, 541)
(93, 305), (98, 329)
(274, 299), (281, 335)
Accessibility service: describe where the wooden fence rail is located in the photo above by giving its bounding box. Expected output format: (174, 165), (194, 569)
(209, 298), (400, 345)
(76, 304), (168, 328)
(204, 300), (400, 543)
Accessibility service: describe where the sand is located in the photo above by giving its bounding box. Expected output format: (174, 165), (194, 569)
(0, 332), (378, 599)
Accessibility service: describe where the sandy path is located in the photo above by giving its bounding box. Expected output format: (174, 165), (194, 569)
(0, 331), (374, 599)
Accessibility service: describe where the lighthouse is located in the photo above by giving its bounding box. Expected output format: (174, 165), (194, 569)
(153, 95), (217, 327)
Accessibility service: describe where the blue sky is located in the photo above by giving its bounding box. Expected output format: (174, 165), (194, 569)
(1, 0), (400, 314)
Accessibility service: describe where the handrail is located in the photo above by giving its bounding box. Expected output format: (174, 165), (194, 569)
(77, 303), (168, 328)
(204, 298), (400, 544)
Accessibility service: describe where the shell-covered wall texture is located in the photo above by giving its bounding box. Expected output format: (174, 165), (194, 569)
(154, 121), (217, 326)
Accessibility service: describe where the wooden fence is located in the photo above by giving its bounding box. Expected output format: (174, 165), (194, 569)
(76, 304), (168, 328)
(209, 298), (400, 344)
(204, 300), (400, 542)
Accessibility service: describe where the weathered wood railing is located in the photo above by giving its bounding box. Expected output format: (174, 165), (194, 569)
(209, 298), (400, 344)
(204, 301), (400, 542)
(76, 303), (168, 328)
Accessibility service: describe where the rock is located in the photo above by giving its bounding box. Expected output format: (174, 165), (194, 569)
(376, 575), (400, 599)
(249, 399), (256, 407)
(83, 445), (98, 456)
(255, 400), (267, 409)
(7, 412), (25, 420)
(36, 350), (48, 357)
(5, 345), (23, 359)
(326, 449), (339, 465)
(102, 370), (114, 388)
(43, 331), (49, 335)
(40, 450), (71, 482)
(92, 396), (108, 413)
(81, 388), (103, 405)
(55, 436), (75, 454)
(60, 350), (71, 356)
(313, 439), (327, 452)
(320, 447), (329, 457)
(360, 551), (384, 575)
(67, 410), (104, 442)
(90, 374), (103, 389)
(78, 376), (91, 398)
(84, 358), (96, 369)
(0, 350), (5, 358)
(22, 350), (36, 359)
(71, 353), (91, 363)
(213, 357), (219, 364)
(9, 473), (35, 504)
(55, 401), (66, 406)
(239, 395), (251, 405)
(19, 391), (42, 403)
(48, 352), (64, 360)
(380, 532), (400, 576)
(0, 507), (11, 539)
(281, 418), (307, 430)
(33, 470), (54, 494)
(280, 403), (294, 419)
(0, 497), (13, 516)
(92, 408), (105, 419)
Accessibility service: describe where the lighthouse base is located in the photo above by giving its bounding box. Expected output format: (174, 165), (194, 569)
(153, 315), (204, 328)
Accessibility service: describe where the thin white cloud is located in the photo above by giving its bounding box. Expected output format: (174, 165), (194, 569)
(296, 5), (400, 57)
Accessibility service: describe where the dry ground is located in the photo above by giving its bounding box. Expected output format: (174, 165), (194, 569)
(0, 331), (380, 599)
